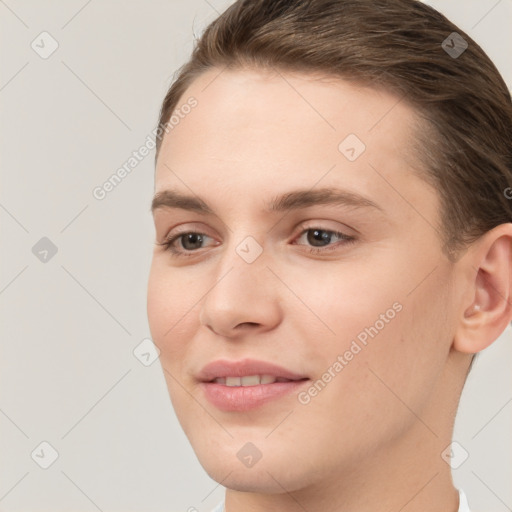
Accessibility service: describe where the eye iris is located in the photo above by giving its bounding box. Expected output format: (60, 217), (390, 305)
(182, 233), (203, 250)
(307, 229), (332, 247)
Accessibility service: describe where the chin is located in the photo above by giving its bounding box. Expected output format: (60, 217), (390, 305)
(192, 440), (316, 494)
(203, 463), (300, 494)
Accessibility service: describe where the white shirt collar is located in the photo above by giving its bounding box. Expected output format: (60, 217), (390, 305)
(458, 489), (471, 512)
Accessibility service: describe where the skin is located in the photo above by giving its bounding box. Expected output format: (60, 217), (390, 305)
(147, 68), (512, 511)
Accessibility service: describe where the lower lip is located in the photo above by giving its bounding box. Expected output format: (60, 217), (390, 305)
(200, 380), (309, 412)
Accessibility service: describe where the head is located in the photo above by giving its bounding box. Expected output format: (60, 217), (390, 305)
(147, 0), (512, 497)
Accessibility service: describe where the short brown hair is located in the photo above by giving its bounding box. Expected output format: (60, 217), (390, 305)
(155, 0), (512, 260)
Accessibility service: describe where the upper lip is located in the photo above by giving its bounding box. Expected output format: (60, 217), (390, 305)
(197, 358), (308, 382)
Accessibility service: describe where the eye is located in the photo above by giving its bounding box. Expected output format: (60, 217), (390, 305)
(293, 226), (356, 254)
(157, 231), (217, 257)
(156, 225), (356, 258)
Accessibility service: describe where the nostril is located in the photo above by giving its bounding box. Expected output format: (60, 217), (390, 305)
(237, 322), (260, 329)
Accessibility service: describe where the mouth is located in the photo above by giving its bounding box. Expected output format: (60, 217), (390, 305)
(198, 358), (308, 382)
(197, 359), (310, 411)
(210, 375), (305, 386)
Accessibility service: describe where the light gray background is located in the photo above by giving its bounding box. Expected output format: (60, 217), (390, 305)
(0, 1), (511, 511)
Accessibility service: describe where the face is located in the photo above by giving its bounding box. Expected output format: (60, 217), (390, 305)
(147, 68), (461, 494)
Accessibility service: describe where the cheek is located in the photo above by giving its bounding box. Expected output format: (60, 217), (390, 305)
(147, 263), (196, 358)
(147, 266), (171, 342)
(147, 264), (200, 422)
(288, 257), (450, 418)
(285, 261), (403, 361)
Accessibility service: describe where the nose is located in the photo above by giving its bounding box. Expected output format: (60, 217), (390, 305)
(199, 243), (282, 338)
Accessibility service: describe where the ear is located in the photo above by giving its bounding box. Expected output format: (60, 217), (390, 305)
(454, 223), (512, 354)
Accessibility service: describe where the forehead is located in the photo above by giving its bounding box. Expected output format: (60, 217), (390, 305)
(163, 68), (417, 142)
(154, 68), (435, 224)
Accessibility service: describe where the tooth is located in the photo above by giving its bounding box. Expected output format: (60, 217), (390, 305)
(218, 375), (281, 386)
(226, 377), (241, 387)
(241, 375), (261, 386)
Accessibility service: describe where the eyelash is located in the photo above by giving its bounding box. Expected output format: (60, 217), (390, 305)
(157, 226), (356, 258)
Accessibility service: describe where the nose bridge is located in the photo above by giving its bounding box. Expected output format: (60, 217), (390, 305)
(206, 233), (268, 306)
(199, 233), (279, 335)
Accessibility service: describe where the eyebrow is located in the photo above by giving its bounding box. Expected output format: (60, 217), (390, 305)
(151, 187), (384, 215)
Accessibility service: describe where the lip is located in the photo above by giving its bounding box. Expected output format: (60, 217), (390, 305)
(197, 358), (308, 382)
(198, 358), (310, 412)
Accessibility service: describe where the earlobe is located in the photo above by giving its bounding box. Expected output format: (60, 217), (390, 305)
(453, 224), (512, 355)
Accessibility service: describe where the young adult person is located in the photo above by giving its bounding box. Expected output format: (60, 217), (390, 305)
(147, 1), (512, 510)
